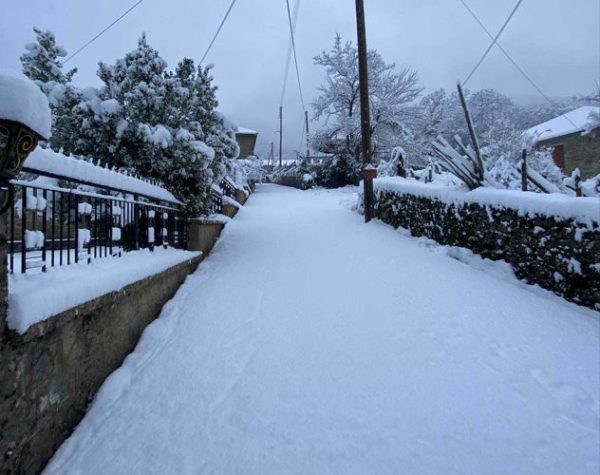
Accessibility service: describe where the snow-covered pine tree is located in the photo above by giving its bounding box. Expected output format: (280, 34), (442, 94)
(190, 63), (239, 188)
(20, 28), (82, 152)
(21, 28), (76, 85)
(97, 36), (217, 213)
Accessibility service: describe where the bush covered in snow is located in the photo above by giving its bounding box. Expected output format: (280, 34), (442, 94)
(20, 30), (240, 215)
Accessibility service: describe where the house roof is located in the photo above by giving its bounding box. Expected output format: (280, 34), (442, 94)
(526, 106), (599, 145)
(236, 127), (258, 135)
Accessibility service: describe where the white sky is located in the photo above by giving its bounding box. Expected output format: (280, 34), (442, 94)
(1, 0), (598, 158)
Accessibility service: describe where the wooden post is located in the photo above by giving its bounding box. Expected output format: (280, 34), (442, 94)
(521, 149), (528, 191)
(457, 82), (484, 179)
(0, 211), (7, 337)
(355, 0), (376, 222)
(305, 110), (310, 161)
(279, 106), (283, 168)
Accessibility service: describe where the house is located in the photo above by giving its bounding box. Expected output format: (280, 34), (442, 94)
(236, 127), (258, 159)
(526, 106), (600, 179)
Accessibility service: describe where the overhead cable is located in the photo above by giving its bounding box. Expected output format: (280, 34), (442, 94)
(463, 0), (524, 86)
(63, 0), (146, 64)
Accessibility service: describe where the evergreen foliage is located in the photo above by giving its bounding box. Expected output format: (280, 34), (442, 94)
(21, 31), (239, 215)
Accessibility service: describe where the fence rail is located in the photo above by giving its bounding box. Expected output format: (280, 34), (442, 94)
(8, 171), (187, 274)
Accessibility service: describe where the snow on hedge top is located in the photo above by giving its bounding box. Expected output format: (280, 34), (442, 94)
(236, 127), (258, 135)
(374, 177), (600, 225)
(526, 106), (599, 144)
(0, 74), (51, 138)
(24, 147), (181, 204)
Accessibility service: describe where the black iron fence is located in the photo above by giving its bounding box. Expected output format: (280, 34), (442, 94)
(210, 188), (223, 215)
(220, 178), (237, 199)
(8, 172), (187, 274)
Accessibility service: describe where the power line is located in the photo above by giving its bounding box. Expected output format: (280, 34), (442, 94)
(200, 0), (238, 65)
(285, 0), (306, 111)
(459, 0), (579, 129)
(463, 0), (524, 86)
(280, 0), (300, 107)
(62, 0), (146, 64)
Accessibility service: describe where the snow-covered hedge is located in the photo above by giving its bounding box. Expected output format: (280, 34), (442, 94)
(373, 177), (600, 309)
(23, 147), (181, 204)
(374, 178), (599, 226)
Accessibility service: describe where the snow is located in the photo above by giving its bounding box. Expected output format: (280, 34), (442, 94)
(46, 185), (599, 475)
(147, 125), (173, 148)
(0, 74), (52, 138)
(374, 177), (600, 225)
(222, 195), (241, 209)
(24, 230), (44, 250)
(191, 140), (216, 160)
(192, 214), (231, 225)
(100, 98), (120, 115)
(236, 127), (258, 135)
(8, 247), (201, 334)
(526, 106), (600, 144)
(23, 147), (181, 204)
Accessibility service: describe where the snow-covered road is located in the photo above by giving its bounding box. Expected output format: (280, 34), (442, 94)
(46, 185), (599, 474)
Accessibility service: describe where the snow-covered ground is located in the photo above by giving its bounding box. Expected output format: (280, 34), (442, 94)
(45, 185), (599, 474)
(8, 247), (200, 334)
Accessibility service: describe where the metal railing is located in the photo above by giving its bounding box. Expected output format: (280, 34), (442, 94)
(209, 189), (223, 215)
(220, 178), (237, 199)
(8, 171), (187, 274)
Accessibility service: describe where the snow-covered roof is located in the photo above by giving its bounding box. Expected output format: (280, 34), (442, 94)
(23, 147), (182, 205)
(0, 74), (51, 138)
(236, 127), (258, 135)
(526, 106), (599, 144)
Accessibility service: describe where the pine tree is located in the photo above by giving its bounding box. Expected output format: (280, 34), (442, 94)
(22, 31), (240, 215)
(20, 28), (76, 85)
(20, 28), (81, 151)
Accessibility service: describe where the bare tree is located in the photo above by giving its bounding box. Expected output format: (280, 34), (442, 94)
(312, 35), (422, 173)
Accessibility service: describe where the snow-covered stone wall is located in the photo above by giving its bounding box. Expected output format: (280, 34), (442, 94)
(0, 254), (202, 474)
(374, 178), (600, 309)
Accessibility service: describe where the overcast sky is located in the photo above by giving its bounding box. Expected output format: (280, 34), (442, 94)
(1, 0), (598, 158)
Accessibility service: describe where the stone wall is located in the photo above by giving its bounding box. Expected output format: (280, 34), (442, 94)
(375, 189), (600, 309)
(0, 254), (203, 474)
(564, 133), (600, 179)
(540, 131), (600, 179)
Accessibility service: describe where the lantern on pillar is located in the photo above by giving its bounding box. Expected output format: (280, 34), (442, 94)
(0, 75), (51, 213)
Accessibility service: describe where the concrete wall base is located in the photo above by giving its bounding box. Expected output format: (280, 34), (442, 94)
(222, 204), (239, 219)
(187, 220), (226, 255)
(0, 255), (203, 474)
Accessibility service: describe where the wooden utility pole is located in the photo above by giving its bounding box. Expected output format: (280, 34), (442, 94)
(521, 149), (528, 192)
(279, 106), (283, 168)
(305, 110), (310, 161)
(270, 142), (275, 168)
(355, 0), (376, 222)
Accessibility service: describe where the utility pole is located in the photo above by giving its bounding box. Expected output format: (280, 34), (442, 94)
(355, 0), (376, 222)
(270, 142), (275, 168)
(305, 110), (310, 161)
(279, 106), (283, 168)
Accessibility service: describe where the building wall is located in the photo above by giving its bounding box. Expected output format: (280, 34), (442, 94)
(542, 132), (600, 179)
(564, 133), (600, 179)
(236, 133), (258, 159)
